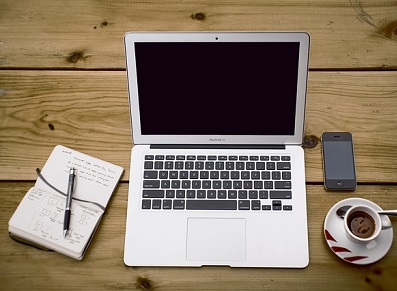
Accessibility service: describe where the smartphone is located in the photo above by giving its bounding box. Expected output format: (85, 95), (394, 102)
(322, 132), (357, 190)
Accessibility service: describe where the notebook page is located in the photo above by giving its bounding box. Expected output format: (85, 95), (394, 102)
(9, 187), (103, 256)
(35, 145), (124, 208)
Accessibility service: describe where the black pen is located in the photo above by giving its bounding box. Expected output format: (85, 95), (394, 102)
(64, 167), (76, 237)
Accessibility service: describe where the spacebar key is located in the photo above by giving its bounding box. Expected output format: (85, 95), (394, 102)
(186, 200), (237, 210)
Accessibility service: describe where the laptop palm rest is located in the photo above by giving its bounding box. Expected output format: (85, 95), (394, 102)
(186, 218), (246, 262)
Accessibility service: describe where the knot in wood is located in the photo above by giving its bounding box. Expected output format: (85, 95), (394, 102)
(135, 276), (154, 291)
(192, 12), (206, 21)
(302, 135), (319, 149)
(66, 51), (85, 63)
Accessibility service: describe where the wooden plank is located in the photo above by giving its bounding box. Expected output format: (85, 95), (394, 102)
(0, 0), (396, 69)
(0, 182), (396, 290)
(1, 70), (396, 183)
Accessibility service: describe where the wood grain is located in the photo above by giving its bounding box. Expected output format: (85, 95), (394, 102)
(1, 70), (396, 183)
(1, 182), (396, 290)
(0, 0), (396, 69)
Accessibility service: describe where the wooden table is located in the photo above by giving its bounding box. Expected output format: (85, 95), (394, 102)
(1, 1), (396, 290)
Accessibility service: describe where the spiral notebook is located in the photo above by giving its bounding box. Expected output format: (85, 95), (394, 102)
(8, 145), (124, 260)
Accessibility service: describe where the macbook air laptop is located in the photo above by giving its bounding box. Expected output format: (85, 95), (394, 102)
(124, 32), (310, 268)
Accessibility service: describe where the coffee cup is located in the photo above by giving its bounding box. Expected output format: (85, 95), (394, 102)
(344, 205), (392, 243)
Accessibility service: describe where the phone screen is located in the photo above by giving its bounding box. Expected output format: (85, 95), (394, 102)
(322, 133), (356, 190)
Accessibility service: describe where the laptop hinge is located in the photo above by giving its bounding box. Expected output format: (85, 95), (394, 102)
(150, 144), (286, 150)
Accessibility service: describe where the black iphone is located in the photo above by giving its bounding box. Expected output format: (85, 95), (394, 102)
(322, 132), (357, 190)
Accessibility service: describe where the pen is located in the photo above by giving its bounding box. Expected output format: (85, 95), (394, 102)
(64, 167), (76, 237)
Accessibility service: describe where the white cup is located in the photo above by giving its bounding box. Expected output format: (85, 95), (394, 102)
(344, 205), (392, 243)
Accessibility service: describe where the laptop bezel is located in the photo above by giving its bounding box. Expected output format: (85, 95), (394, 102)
(124, 32), (310, 146)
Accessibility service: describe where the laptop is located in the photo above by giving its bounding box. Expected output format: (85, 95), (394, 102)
(123, 32), (310, 268)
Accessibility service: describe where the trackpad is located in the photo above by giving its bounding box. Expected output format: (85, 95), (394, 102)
(186, 218), (246, 261)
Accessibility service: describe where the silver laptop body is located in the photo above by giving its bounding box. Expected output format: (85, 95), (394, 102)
(124, 32), (310, 268)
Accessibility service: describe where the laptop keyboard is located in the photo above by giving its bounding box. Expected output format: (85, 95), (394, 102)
(141, 154), (293, 211)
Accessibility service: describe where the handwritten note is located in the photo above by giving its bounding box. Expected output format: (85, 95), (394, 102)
(9, 145), (123, 260)
(10, 187), (103, 254)
(35, 145), (124, 208)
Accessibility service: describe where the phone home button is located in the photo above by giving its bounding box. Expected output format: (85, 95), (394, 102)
(337, 181), (344, 187)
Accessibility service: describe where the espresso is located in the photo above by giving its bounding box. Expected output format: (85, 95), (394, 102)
(348, 211), (375, 238)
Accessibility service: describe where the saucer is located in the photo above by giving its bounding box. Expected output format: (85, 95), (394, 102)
(324, 198), (393, 265)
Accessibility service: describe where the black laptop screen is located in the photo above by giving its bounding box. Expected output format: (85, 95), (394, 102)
(134, 42), (300, 135)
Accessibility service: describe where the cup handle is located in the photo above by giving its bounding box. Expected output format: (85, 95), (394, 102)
(381, 217), (392, 230)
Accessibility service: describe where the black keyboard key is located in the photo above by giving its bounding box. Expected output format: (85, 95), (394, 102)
(152, 199), (162, 209)
(166, 155), (175, 160)
(259, 190), (268, 199)
(155, 155), (164, 160)
(195, 162), (204, 170)
(142, 199), (151, 209)
(281, 156), (291, 161)
(182, 180), (191, 189)
(249, 190), (258, 199)
(159, 171), (168, 179)
(238, 200), (250, 210)
(251, 200), (261, 210)
(143, 190), (164, 198)
(254, 181), (263, 189)
(272, 171), (281, 180)
(145, 155), (154, 160)
(277, 162), (291, 170)
(179, 171), (189, 179)
(154, 161), (164, 169)
(163, 200), (172, 209)
(165, 161), (174, 169)
(282, 171), (292, 180)
(192, 180), (201, 189)
(171, 180), (181, 189)
(144, 171), (158, 179)
(275, 181), (292, 189)
(238, 190), (247, 199)
(143, 180), (160, 188)
(144, 161), (153, 169)
(190, 171), (199, 179)
(283, 205), (293, 211)
(218, 190), (227, 199)
(166, 190), (175, 198)
(272, 200), (282, 210)
(270, 190), (292, 199)
(173, 200), (185, 209)
(256, 162), (266, 170)
(185, 161), (194, 169)
(187, 190), (196, 198)
(205, 162), (215, 170)
(175, 161), (184, 169)
(161, 180), (170, 188)
(186, 200), (237, 210)
(220, 171), (229, 179)
(228, 190), (237, 199)
(243, 181), (253, 189)
(197, 190), (206, 199)
(210, 171), (219, 179)
(233, 181), (242, 189)
(207, 190), (216, 199)
(202, 180), (211, 189)
(266, 162), (276, 170)
(169, 171), (178, 179)
(176, 190), (185, 198)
